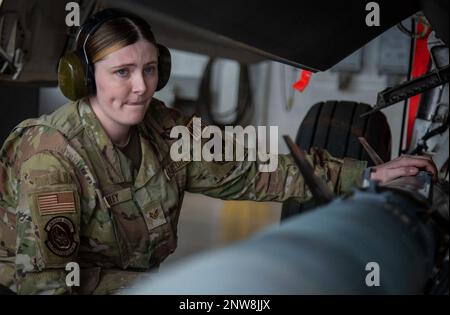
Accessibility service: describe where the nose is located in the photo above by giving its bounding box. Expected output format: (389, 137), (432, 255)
(132, 73), (147, 95)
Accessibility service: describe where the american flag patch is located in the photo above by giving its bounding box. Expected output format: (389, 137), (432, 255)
(36, 191), (76, 216)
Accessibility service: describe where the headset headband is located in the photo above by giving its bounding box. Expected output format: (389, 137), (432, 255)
(76, 9), (132, 68)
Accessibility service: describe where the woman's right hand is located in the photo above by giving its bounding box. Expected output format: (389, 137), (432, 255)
(370, 154), (437, 184)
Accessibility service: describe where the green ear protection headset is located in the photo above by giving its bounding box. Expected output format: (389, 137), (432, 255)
(58, 8), (171, 101)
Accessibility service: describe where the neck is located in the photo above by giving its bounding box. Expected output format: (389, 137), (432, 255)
(89, 96), (130, 146)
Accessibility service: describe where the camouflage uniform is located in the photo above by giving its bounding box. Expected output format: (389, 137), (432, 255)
(0, 98), (366, 294)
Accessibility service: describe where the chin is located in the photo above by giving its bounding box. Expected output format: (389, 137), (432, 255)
(122, 113), (146, 125)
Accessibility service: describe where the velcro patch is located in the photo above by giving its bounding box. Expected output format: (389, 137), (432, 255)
(103, 187), (133, 208)
(36, 191), (76, 216)
(164, 160), (190, 180)
(44, 216), (78, 257)
(143, 205), (166, 230)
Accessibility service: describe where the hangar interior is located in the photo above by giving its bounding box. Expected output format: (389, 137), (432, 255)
(0, 1), (447, 283)
(1, 17), (413, 266)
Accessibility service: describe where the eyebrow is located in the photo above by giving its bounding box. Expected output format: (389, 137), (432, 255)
(110, 61), (157, 69)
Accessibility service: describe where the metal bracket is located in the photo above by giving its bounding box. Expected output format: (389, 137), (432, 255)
(361, 66), (449, 117)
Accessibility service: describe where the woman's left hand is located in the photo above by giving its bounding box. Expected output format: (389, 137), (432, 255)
(370, 154), (438, 184)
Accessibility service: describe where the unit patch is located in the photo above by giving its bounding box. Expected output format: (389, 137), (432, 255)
(44, 216), (78, 257)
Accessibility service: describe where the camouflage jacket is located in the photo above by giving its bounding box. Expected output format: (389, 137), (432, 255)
(0, 98), (366, 294)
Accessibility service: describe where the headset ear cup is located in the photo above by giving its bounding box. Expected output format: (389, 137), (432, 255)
(86, 62), (96, 94)
(156, 44), (171, 91)
(58, 51), (90, 101)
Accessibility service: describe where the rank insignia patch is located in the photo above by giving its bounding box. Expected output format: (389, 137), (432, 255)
(149, 208), (159, 220)
(44, 216), (78, 257)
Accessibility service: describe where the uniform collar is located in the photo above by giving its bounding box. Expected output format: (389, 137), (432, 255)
(78, 98), (128, 184)
(134, 133), (159, 189)
(77, 98), (159, 188)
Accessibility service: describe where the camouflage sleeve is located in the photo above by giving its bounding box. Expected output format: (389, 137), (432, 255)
(151, 99), (367, 202)
(14, 151), (80, 294)
(185, 148), (367, 203)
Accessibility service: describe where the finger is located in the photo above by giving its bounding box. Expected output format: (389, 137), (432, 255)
(392, 157), (437, 174)
(384, 166), (418, 182)
(399, 155), (436, 175)
(412, 158), (438, 177)
(401, 154), (432, 161)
